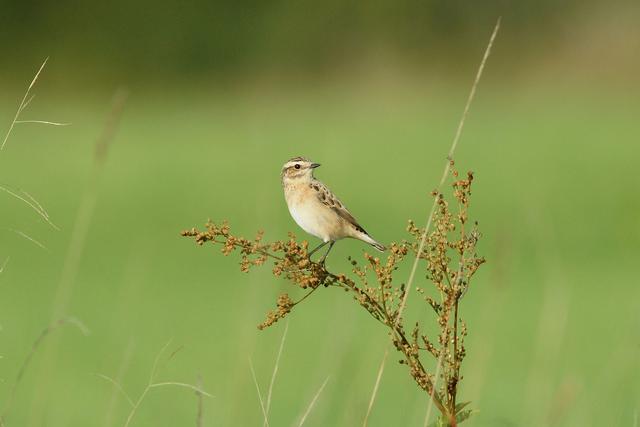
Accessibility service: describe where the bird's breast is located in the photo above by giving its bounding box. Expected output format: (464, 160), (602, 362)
(285, 184), (337, 242)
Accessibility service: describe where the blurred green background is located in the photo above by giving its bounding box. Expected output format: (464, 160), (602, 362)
(1, 1), (639, 426)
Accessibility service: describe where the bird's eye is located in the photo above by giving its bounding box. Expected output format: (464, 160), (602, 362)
(294, 164), (301, 169)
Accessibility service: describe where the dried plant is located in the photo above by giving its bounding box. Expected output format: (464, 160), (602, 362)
(182, 162), (484, 426)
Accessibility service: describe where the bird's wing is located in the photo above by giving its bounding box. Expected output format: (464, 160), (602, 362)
(311, 180), (368, 234)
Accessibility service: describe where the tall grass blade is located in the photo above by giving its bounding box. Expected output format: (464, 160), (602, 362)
(265, 320), (289, 425)
(249, 357), (270, 427)
(297, 376), (330, 427)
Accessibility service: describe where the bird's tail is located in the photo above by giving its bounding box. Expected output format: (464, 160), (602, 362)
(360, 233), (386, 252)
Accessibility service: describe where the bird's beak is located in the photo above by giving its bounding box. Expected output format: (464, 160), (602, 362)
(310, 163), (321, 169)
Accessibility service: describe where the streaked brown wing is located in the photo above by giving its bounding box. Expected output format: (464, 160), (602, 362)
(311, 181), (367, 234)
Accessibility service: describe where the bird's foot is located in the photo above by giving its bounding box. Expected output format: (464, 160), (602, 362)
(309, 256), (327, 271)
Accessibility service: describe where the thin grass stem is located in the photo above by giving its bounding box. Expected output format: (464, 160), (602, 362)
(249, 357), (270, 427)
(123, 341), (213, 427)
(7, 229), (48, 250)
(297, 376), (330, 427)
(0, 317), (89, 425)
(13, 120), (71, 126)
(94, 374), (135, 408)
(148, 382), (213, 397)
(103, 339), (135, 427)
(362, 348), (388, 426)
(424, 354), (445, 427)
(0, 185), (59, 230)
(265, 320), (289, 425)
(1, 58), (48, 151)
(196, 375), (204, 427)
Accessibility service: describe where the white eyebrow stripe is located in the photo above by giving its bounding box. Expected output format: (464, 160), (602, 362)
(283, 161), (308, 170)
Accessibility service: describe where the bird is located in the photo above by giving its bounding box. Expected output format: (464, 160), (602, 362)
(281, 156), (385, 264)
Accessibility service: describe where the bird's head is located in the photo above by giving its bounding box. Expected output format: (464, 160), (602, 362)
(281, 156), (321, 183)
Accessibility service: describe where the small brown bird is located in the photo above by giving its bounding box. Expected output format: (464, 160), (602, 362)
(281, 156), (385, 263)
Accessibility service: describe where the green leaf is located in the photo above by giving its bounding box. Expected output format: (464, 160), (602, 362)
(426, 415), (446, 427)
(456, 409), (478, 424)
(427, 414), (451, 427)
(427, 408), (477, 427)
(455, 401), (472, 413)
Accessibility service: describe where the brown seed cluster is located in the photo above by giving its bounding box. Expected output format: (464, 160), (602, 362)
(257, 293), (294, 330)
(181, 164), (484, 426)
(401, 166), (486, 422)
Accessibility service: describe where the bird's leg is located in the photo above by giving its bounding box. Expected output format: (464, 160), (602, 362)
(318, 241), (335, 266)
(307, 241), (328, 258)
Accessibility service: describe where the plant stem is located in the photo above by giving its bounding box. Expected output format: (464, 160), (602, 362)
(451, 298), (459, 415)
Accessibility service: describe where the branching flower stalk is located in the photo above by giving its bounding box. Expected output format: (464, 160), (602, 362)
(182, 164), (484, 426)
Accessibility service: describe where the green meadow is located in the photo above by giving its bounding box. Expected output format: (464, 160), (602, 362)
(1, 79), (639, 426)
